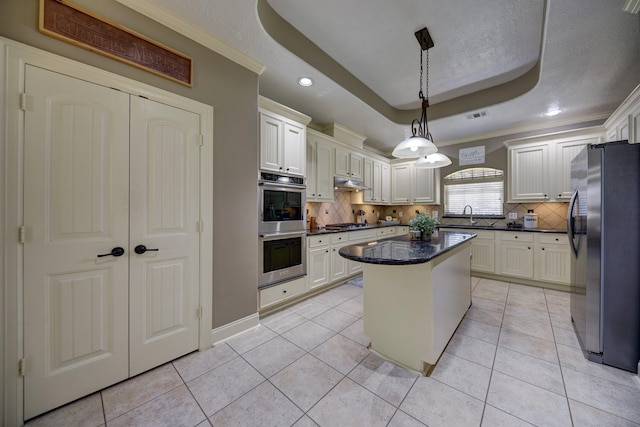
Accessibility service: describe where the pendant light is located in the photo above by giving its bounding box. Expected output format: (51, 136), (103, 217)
(392, 27), (438, 159)
(415, 152), (452, 168)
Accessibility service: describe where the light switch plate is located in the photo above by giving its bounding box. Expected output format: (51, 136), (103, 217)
(509, 212), (518, 219)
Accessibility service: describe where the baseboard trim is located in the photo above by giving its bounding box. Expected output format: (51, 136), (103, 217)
(210, 313), (260, 345)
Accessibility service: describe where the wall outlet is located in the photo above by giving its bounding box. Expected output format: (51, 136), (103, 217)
(509, 212), (518, 219)
(399, 211), (403, 218)
(432, 210), (439, 218)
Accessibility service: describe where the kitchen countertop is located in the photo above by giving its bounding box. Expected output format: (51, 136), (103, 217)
(307, 223), (401, 236)
(338, 231), (476, 265)
(307, 222), (566, 236)
(437, 224), (567, 234)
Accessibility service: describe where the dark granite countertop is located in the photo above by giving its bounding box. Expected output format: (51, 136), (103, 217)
(438, 224), (567, 234)
(307, 223), (402, 236)
(338, 231), (476, 265)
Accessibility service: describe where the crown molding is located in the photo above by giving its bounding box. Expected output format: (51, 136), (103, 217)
(604, 83), (640, 127)
(259, 96), (312, 125)
(115, 0), (265, 75)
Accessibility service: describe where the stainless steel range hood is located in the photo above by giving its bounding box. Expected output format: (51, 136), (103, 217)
(333, 176), (369, 191)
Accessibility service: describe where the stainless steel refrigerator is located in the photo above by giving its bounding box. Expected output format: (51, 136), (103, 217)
(568, 140), (640, 373)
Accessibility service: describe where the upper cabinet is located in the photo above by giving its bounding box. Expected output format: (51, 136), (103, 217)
(335, 146), (364, 179)
(259, 97), (311, 177)
(306, 129), (334, 202)
(506, 128), (603, 203)
(604, 84), (640, 144)
(391, 161), (440, 205)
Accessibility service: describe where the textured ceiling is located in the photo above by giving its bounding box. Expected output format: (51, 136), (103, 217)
(142, 0), (640, 155)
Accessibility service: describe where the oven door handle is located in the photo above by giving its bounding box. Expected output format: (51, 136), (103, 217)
(259, 181), (306, 190)
(259, 231), (307, 239)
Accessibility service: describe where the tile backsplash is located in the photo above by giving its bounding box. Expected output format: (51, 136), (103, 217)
(306, 190), (568, 231)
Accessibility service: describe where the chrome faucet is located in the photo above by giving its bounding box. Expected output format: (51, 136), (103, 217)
(463, 205), (477, 225)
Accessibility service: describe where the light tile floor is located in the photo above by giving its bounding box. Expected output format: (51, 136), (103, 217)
(26, 276), (640, 426)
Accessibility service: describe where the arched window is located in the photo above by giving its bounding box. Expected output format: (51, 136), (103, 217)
(444, 168), (504, 217)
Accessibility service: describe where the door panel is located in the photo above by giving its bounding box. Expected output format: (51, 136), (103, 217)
(129, 97), (200, 376)
(24, 65), (130, 419)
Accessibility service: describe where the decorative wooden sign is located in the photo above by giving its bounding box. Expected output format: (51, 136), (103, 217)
(39, 0), (193, 87)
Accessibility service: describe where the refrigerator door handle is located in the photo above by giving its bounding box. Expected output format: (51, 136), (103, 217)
(568, 189), (579, 256)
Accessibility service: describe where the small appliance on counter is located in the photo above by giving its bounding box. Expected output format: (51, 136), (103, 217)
(523, 209), (538, 229)
(355, 210), (366, 224)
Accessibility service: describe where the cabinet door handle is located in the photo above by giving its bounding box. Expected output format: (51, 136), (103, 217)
(528, 246), (531, 250)
(515, 236), (518, 239)
(97, 247), (125, 258)
(542, 247), (545, 251)
(134, 245), (159, 254)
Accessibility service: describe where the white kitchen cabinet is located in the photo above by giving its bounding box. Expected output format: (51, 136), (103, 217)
(470, 230), (496, 273)
(604, 84), (640, 144)
(534, 234), (570, 286)
(508, 143), (550, 202)
(308, 246), (331, 290)
(498, 232), (534, 279)
(360, 159), (389, 204)
(259, 97), (311, 177)
(413, 167), (439, 204)
(259, 276), (307, 310)
(391, 161), (439, 205)
(391, 163), (412, 204)
(308, 235), (331, 290)
(306, 131), (333, 202)
(506, 129), (602, 202)
(554, 139), (594, 200)
(335, 146), (363, 179)
(330, 244), (349, 281)
(362, 157), (374, 203)
(381, 163), (391, 204)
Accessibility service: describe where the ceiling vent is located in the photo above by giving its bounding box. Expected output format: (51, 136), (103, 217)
(465, 111), (488, 120)
(623, 0), (640, 14)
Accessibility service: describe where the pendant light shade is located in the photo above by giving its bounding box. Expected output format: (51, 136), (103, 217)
(415, 152), (452, 168)
(392, 135), (437, 158)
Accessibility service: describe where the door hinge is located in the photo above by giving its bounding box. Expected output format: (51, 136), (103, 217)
(197, 220), (204, 232)
(18, 226), (25, 243)
(20, 93), (28, 111)
(198, 135), (204, 146)
(196, 306), (203, 320)
(19, 358), (26, 376)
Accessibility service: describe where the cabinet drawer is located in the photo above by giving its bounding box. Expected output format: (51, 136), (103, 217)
(330, 233), (349, 244)
(471, 230), (495, 240)
(535, 233), (568, 245)
(260, 277), (307, 309)
(375, 228), (389, 237)
(349, 229), (377, 241)
(500, 232), (534, 242)
(308, 235), (330, 247)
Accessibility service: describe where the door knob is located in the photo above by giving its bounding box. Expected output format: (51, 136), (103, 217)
(97, 247), (125, 258)
(134, 244), (159, 254)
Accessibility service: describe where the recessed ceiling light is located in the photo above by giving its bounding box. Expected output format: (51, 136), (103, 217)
(297, 77), (314, 87)
(543, 107), (563, 117)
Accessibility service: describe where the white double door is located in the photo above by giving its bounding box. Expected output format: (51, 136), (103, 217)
(23, 65), (201, 419)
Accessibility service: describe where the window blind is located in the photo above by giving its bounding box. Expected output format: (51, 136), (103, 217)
(444, 168), (504, 216)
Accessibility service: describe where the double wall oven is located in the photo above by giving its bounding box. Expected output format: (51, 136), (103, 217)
(258, 173), (307, 288)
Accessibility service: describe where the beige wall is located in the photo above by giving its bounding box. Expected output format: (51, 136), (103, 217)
(0, 0), (260, 328)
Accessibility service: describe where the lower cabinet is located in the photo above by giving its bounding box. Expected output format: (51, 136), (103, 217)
(469, 230), (496, 273)
(308, 245), (330, 290)
(440, 228), (569, 288)
(498, 232), (534, 279)
(259, 276), (307, 310)
(534, 234), (571, 284)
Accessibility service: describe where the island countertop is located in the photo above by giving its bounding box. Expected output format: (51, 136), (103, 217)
(339, 231), (476, 265)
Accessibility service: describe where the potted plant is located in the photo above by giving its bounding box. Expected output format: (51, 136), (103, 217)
(409, 212), (439, 240)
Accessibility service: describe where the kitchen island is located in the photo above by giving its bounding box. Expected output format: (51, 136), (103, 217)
(339, 231), (476, 375)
